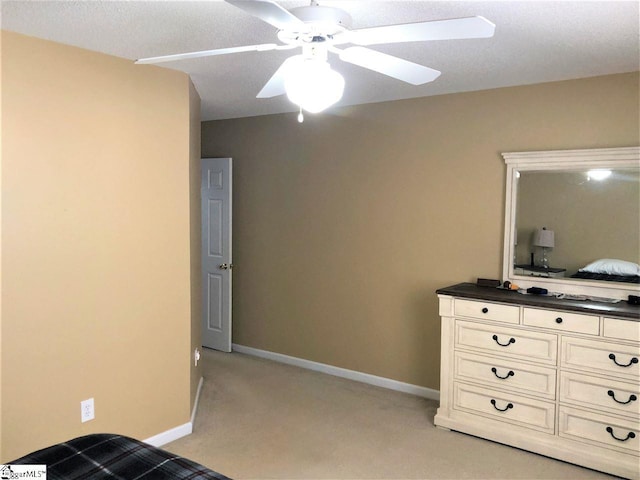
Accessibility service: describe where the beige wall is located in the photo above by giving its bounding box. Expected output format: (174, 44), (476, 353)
(0, 27), (4, 460)
(202, 72), (639, 390)
(189, 80), (203, 407)
(1, 31), (197, 460)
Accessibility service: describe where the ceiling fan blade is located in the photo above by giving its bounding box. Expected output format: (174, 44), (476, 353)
(136, 43), (278, 65)
(337, 16), (495, 46)
(225, 0), (306, 31)
(257, 55), (304, 98)
(339, 47), (440, 85)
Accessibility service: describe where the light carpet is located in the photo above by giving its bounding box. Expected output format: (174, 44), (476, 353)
(164, 348), (616, 479)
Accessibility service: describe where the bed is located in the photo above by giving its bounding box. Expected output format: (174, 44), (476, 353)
(570, 271), (640, 283)
(570, 258), (640, 284)
(8, 433), (230, 480)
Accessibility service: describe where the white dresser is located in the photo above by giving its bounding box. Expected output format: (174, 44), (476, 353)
(434, 283), (640, 479)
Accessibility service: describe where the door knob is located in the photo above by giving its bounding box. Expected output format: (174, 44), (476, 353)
(219, 263), (234, 270)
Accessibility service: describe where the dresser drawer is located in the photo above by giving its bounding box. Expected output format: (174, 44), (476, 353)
(454, 299), (520, 324)
(603, 317), (640, 343)
(453, 382), (555, 433)
(559, 406), (640, 455)
(561, 336), (640, 380)
(523, 307), (599, 335)
(455, 351), (557, 399)
(560, 371), (639, 418)
(455, 320), (557, 365)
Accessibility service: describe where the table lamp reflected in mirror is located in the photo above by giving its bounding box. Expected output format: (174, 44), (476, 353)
(533, 227), (555, 269)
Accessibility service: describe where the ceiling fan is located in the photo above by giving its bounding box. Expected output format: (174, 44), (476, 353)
(136, 0), (495, 117)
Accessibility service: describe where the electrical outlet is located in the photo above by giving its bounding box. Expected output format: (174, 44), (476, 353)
(81, 398), (95, 423)
(194, 348), (201, 366)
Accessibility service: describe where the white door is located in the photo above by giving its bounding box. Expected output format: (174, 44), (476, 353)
(201, 158), (232, 352)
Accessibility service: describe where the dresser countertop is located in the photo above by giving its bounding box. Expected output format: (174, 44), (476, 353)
(436, 283), (640, 321)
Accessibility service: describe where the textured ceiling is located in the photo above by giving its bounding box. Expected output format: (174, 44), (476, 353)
(2, 1), (639, 121)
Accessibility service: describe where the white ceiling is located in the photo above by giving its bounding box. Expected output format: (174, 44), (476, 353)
(2, 1), (639, 121)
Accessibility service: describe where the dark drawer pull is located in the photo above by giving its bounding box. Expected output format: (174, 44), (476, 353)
(491, 367), (514, 380)
(482, 307), (489, 314)
(608, 353), (639, 368)
(555, 317), (563, 324)
(605, 426), (636, 442)
(490, 399), (513, 412)
(492, 335), (516, 347)
(607, 390), (638, 405)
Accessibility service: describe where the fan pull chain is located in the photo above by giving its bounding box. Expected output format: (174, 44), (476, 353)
(297, 107), (304, 123)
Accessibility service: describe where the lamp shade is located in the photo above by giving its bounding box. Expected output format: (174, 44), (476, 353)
(533, 227), (555, 248)
(285, 58), (344, 113)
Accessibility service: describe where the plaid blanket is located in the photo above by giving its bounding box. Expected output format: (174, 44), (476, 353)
(10, 433), (230, 480)
(571, 271), (640, 284)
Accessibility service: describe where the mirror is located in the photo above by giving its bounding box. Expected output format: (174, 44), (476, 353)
(516, 169), (639, 274)
(502, 147), (640, 299)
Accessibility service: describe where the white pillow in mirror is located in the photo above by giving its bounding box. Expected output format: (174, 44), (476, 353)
(579, 258), (640, 276)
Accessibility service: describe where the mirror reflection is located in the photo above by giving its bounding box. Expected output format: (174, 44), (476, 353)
(514, 168), (640, 284)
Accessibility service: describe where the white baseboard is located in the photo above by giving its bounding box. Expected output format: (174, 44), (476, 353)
(191, 376), (204, 426)
(144, 376), (204, 448)
(144, 422), (192, 448)
(232, 343), (440, 401)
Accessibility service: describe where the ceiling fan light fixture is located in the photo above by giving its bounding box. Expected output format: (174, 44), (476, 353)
(284, 58), (344, 113)
(134, 1), (498, 118)
(587, 169), (612, 181)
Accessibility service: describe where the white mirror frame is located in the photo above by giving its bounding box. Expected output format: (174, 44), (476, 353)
(502, 146), (640, 300)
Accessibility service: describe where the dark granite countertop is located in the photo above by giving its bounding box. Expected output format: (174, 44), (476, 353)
(436, 283), (640, 321)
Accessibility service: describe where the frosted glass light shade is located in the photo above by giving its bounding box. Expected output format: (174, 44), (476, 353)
(285, 59), (344, 113)
(587, 169), (612, 181)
